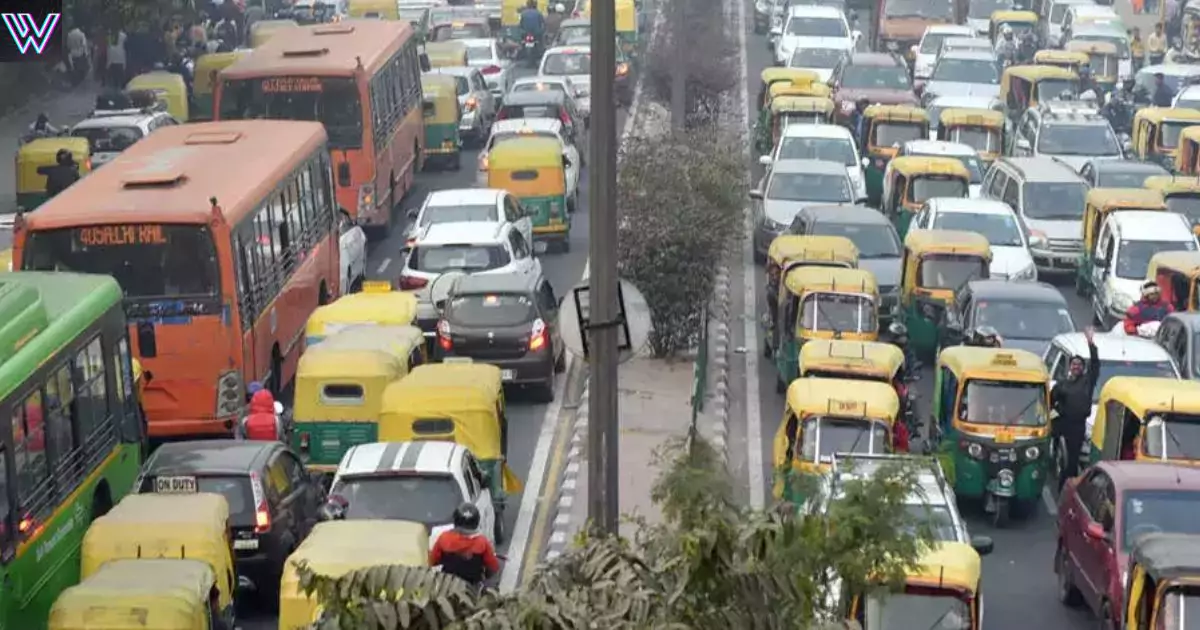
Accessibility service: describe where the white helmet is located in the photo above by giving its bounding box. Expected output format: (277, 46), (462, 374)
(1001, 24), (1013, 36)
(555, 2), (565, 11)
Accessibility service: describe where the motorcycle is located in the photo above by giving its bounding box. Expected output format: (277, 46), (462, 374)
(520, 33), (542, 68)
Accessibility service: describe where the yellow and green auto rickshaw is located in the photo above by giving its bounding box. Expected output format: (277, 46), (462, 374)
(615, 0), (638, 57)
(757, 68), (820, 111)
(501, 0), (549, 43)
(49, 559), (222, 630)
(1124, 533), (1200, 630)
(305, 282), (420, 346)
(859, 105), (931, 207)
(249, 19), (299, 47)
(1033, 48), (1090, 72)
(933, 346), (1051, 527)
(15, 137), (90, 212)
(754, 96), (836, 155)
(772, 377), (899, 503)
(1131, 108), (1200, 171)
(1143, 176), (1200, 234)
(487, 136), (572, 252)
(989, 10), (1038, 42)
(769, 266), (880, 391)
(1175, 126), (1200, 176)
(881, 156), (972, 240)
(1149, 250), (1200, 311)
(349, 0), (400, 18)
(1065, 39), (1121, 91)
(192, 50), (249, 121)
(844, 542), (989, 629)
(420, 74), (462, 170)
(1088, 377), (1200, 469)
(937, 108), (1005, 164)
(424, 40), (469, 68)
(900, 229), (992, 357)
(126, 70), (189, 121)
(798, 339), (906, 385)
(1000, 65), (1078, 122)
(763, 234), (858, 314)
(1076, 188), (1167, 297)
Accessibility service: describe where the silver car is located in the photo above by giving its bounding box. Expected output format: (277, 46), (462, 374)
(508, 75), (586, 123)
(424, 67), (497, 144)
(920, 49), (1001, 105)
(461, 38), (514, 104)
(750, 159), (856, 261)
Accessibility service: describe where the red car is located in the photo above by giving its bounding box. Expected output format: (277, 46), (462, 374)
(1055, 461), (1200, 628)
(830, 52), (917, 123)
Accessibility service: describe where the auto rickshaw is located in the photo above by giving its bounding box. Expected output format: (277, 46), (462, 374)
(1124, 533), (1200, 630)
(772, 378), (899, 503)
(798, 339), (905, 384)
(1065, 39), (1120, 91)
(860, 105), (930, 207)
(1175, 126), (1200, 176)
(769, 266), (880, 391)
(1131, 108), (1200, 170)
(1033, 49), (1089, 73)
(1149, 251), (1200, 313)
(49, 559), (221, 630)
(843, 542), (986, 629)
(767, 78), (831, 100)
(933, 346), (1050, 527)
(349, 0), (400, 18)
(900, 229), (992, 358)
(424, 40), (469, 68)
(15, 137), (90, 212)
(989, 10), (1039, 42)
(486, 136), (572, 252)
(1076, 188), (1167, 296)
(1144, 176), (1200, 233)
(1000, 66), (1078, 122)
(937, 108), (1005, 164)
(80, 493), (236, 621)
(763, 235), (858, 320)
(615, 0), (638, 57)
(192, 50), (248, 121)
(249, 19), (299, 47)
(420, 74), (462, 170)
(305, 281), (420, 346)
(881, 156), (972, 240)
(757, 68), (819, 111)
(292, 325), (428, 472)
(126, 71), (189, 122)
(1088, 377), (1200, 468)
(755, 96), (836, 155)
(378, 362), (522, 540)
(279, 520), (429, 629)
(501, 0), (549, 43)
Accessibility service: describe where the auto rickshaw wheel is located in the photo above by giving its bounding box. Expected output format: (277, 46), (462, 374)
(1056, 543), (1084, 607)
(494, 509), (507, 544)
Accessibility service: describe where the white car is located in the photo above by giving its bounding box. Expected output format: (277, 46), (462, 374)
(1043, 0), (1094, 47)
(1088, 211), (1198, 328)
(476, 118), (581, 203)
(337, 212), (367, 295)
(507, 75), (588, 121)
(786, 47), (848, 83)
(966, 0), (1012, 35)
(460, 38), (514, 103)
(538, 46), (593, 118)
(330, 441), (505, 546)
(911, 198), (1037, 280)
(70, 107), (178, 167)
(1175, 84), (1200, 110)
(911, 24), (974, 81)
(759, 123), (866, 202)
(771, 5), (854, 67)
(938, 36), (993, 57)
(405, 187), (534, 252)
(895, 140), (985, 198)
(424, 66), (497, 143)
(398, 221), (541, 291)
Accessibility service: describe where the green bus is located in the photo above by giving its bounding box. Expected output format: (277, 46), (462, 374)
(0, 272), (144, 629)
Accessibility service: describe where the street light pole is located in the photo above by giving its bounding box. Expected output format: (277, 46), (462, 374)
(587, 0), (620, 535)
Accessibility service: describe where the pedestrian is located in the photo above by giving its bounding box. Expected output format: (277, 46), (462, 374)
(1153, 71), (1177, 106)
(106, 29), (127, 87)
(37, 149), (80, 198)
(1148, 22), (1167, 65)
(849, 97), (870, 144)
(1131, 28), (1145, 72)
(65, 24), (90, 85)
(1050, 327), (1099, 488)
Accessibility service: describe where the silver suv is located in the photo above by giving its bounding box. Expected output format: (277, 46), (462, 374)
(1011, 101), (1124, 171)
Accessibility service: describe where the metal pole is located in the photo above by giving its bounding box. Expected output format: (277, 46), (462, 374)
(588, 0), (620, 535)
(670, 0), (685, 129)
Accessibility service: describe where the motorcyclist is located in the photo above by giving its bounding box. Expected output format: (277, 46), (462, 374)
(1050, 327), (1099, 486)
(429, 503), (501, 588)
(1124, 280), (1174, 334)
(37, 149), (80, 198)
(519, 0), (546, 43)
(1077, 65), (1098, 99)
(1017, 30), (1037, 63)
(546, 3), (566, 42)
(239, 384), (286, 441)
(964, 325), (1002, 348)
(29, 113), (59, 137)
(994, 26), (1017, 63)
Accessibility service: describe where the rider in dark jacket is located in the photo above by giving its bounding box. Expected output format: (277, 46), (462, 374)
(519, 0), (546, 39)
(38, 149), (80, 198)
(1050, 327), (1099, 487)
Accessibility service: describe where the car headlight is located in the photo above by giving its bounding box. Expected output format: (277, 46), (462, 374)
(1014, 264), (1037, 281)
(1025, 446), (1040, 460)
(967, 442), (983, 458)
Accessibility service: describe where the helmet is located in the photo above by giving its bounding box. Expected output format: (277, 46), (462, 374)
(453, 503), (481, 530)
(555, 2), (565, 11)
(55, 148), (72, 165)
(247, 381), (264, 395)
(1001, 25), (1013, 36)
(974, 325), (1000, 347)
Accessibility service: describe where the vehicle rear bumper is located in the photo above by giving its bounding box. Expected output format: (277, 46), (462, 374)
(533, 224), (569, 239)
(450, 352), (555, 385)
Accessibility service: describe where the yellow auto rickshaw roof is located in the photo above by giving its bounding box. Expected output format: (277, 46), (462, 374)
(307, 289), (420, 333)
(1034, 49), (1090, 64)
(381, 363), (503, 419)
(284, 520), (429, 585)
(938, 346), (1048, 383)
(769, 83), (832, 99)
(82, 494), (231, 576)
(1004, 64), (1077, 81)
(18, 137), (89, 161)
(761, 67), (818, 87)
(939, 107), (1005, 127)
(904, 229), (991, 257)
(799, 339), (905, 379)
(783, 266), (878, 296)
(1065, 39), (1119, 54)
(1144, 175), (1200, 195)
(127, 71), (186, 90)
(1099, 377), (1200, 416)
(770, 95), (835, 113)
(907, 543), (982, 591)
(298, 325), (424, 377)
(991, 10), (1038, 23)
(1135, 107), (1200, 125)
(421, 74), (458, 96)
(1086, 187), (1166, 211)
(486, 136), (565, 168)
(1149, 250), (1200, 277)
(889, 156), (971, 178)
(50, 559), (213, 630)
(864, 104), (928, 122)
(768, 235), (858, 266)
(785, 377), (900, 420)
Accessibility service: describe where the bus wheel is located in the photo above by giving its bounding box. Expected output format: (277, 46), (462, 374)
(91, 483), (113, 520)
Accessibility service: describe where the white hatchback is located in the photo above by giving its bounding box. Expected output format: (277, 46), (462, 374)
(911, 197), (1037, 281)
(911, 24), (974, 81)
(771, 5), (854, 67)
(759, 123), (866, 202)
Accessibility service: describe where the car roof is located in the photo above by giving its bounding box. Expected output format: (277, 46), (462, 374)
(418, 221), (507, 245)
(966, 279), (1066, 302)
(453, 271), (535, 294)
(1090, 159), (1168, 175)
(929, 95), (1000, 109)
(937, 50), (996, 61)
(771, 159), (849, 175)
(339, 441), (462, 476)
(457, 37), (496, 48)
(502, 90), (567, 105)
(426, 188), (502, 207)
(1178, 85), (1200, 98)
(491, 118), (562, 134)
(146, 440), (276, 475)
(1166, 312), (1200, 329)
(545, 45), (591, 55)
(1101, 460), (1200, 490)
(925, 24), (974, 35)
(1141, 64), (1200, 78)
(781, 123), (852, 139)
(1054, 331), (1174, 361)
(799, 204), (889, 224)
(942, 37), (990, 46)
(999, 157), (1085, 182)
(1108, 211), (1193, 239)
(787, 4), (842, 17)
(428, 66), (474, 78)
(903, 140), (974, 156)
(849, 52), (899, 65)
(928, 197), (1015, 215)
(513, 75), (571, 85)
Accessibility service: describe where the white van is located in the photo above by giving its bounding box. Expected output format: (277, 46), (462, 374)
(1089, 211), (1199, 328)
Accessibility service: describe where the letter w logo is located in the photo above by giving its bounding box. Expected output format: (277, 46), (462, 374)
(2, 13), (60, 55)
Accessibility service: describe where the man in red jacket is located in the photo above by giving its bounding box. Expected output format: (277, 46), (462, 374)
(240, 389), (283, 441)
(1124, 281), (1173, 335)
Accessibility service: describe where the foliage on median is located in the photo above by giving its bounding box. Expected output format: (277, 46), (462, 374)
(643, 0), (740, 126)
(297, 436), (932, 629)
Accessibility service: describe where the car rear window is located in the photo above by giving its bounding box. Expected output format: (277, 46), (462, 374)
(501, 104), (554, 119)
(410, 244), (510, 272)
(446, 293), (536, 326)
(140, 474), (255, 524)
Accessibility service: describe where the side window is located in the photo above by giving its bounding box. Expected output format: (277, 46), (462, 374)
(267, 457), (293, 500)
(505, 196), (524, 221)
(1075, 469), (1099, 512)
(74, 337), (108, 446)
(1044, 346), (1062, 374)
(13, 390), (48, 514)
(466, 454), (486, 490)
(461, 456), (479, 498)
(940, 367), (957, 422)
(1052, 352), (1073, 382)
(1079, 163), (1093, 186)
(254, 202), (280, 292)
(508, 231), (529, 259)
(44, 364), (77, 480)
(280, 452), (307, 487)
(537, 281), (558, 314)
(1170, 272), (1190, 312)
(1002, 179), (1020, 210)
(1100, 474), (1116, 532)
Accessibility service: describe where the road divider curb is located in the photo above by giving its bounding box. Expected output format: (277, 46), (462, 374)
(547, 379), (588, 561)
(708, 266), (733, 466)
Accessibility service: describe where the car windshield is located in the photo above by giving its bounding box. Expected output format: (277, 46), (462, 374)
(842, 65), (911, 90)
(799, 417), (889, 461)
(218, 76), (363, 149)
(71, 125), (143, 153)
(786, 16), (847, 37)
(410, 244), (510, 272)
(429, 22), (489, 40)
(333, 475), (461, 525)
(901, 504), (960, 541)
(790, 47), (847, 69)
(465, 44), (494, 63)
(875, 122), (925, 147)
(1167, 195), (1200, 222)
(918, 255), (987, 289)
(1116, 241), (1198, 280)
(558, 25), (590, 44)
(969, 0), (1013, 18)
(491, 131), (559, 149)
(1161, 121), (1191, 149)
(931, 58), (1000, 84)
(911, 176), (968, 202)
(1050, 2), (1077, 22)
(960, 380), (1048, 426)
(1122, 490), (1200, 550)
(767, 172), (852, 202)
(1098, 168), (1167, 188)
(933, 211), (1023, 246)
(884, 0), (955, 19)
(140, 475), (254, 524)
(1091, 360), (1178, 402)
(1037, 123), (1120, 156)
(947, 128), (1001, 155)
(420, 204), (499, 227)
(811, 223), (902, 257)
(919, 32), (955, 54)
(1022, 182), (1087, 219)
(1178, 96), (1200, 110)
(446, 293), (535, 326)
(974, 301), (1075, 339)
(778, 137), (857, 165)
(866, 592), (972, 630)
(799, 293), (877, 332)
(542, 52), (590, 75)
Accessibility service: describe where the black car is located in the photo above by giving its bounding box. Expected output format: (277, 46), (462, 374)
(436, 272), (565, 400)
(137, 440), (324, 605)
(941, 279), (1076, 356)
(1078, 159), (1169, 188)
(496, 90), (582, 139)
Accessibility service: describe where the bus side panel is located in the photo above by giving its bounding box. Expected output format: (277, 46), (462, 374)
(134, 316), (233, 438)
(387, 107), (424, 209)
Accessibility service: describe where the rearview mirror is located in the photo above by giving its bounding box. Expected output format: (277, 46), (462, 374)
(971, 535), (995, 556)
(759, 155), (773, 166)
(406, 208), (419, 219)
(750, 189), (764, 200)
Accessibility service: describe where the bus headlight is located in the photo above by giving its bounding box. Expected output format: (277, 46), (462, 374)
(216, 370), (244, 417)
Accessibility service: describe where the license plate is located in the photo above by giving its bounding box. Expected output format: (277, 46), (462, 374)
(501, 369), (515, 381)
(233, 539), (260, 550)
(995, 430), (1014, 444)
(154, 476), (197, 493)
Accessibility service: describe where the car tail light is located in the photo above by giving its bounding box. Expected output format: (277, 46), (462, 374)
(529, 318), (548, 350)
(399, 274), (428, 290)
(299, 431), (310, 453)
(357, 183), (375, 214)
(482, 65), (501, 74)
(18, 514), (33, 535)
(465, 96), (478, 111)
(524, 34), (535, 42)
(437, 320), (453, 351)
(616, 62), (629, 76)
(250, 472), (271, 534)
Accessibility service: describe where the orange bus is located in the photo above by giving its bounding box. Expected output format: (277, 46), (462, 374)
(14, 120), (341, 439)
(214, 20), (425, 238)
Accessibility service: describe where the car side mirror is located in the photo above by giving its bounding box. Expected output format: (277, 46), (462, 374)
(1084, 522), (1108, 541)
(970, 535), (995, 556)
(759, 155), (773, 166)
(750, 189), (764, 200)
(406, 208), (419, 219)
(1016, 138), (1031, 151)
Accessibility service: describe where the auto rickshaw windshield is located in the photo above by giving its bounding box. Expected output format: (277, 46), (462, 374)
(331, 474), (460, 525)
(875, 122), (926, 147)
(1143, 415), (1200, 461)
(960, 379), (1048, 426)
(778, 136), (857, 165)
(1120, 489), (1200, 550)
(1166, 194), (1200, 221)
(799, 416), (889, 460)
(973, 300), (1075, 340)
(812, 223), (902, 258)
(1023, 182), (1087, 219)
(1117, 241), (1199, 280)
(1035, 78), (1079, 100)
(947, 127), (1001, 154)
(800, 293), (878, 332)
(1161, 121), (1193, 149)
(933, 212), (1023, 246)
(1156, 587), (1200, 629)
(912, 176), (969, 202)
(918, 254), (988, 288)
(866, 591), (971, 630)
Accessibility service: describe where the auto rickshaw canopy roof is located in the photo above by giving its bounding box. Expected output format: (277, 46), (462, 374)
(1135, 107), (1200, 126)
(81, 493), (231, 578)
(771, 95), (835, 114)
(285, 520), (429, 580)
(1033, 49), (1090, 65)
(761, 67), (819, 88)
(18, 137), (89, 163)
(938, 346), (1048, 384)
(799, 339), (905, 380)
(1003, 64), (1077, 82)
(785, 377), (900, 421)
(421, 74), (458, 97)
(939, 107), (1005, 128)
(49, 559), (214, 630)
(990, 10), (1038, 24)
(889, 156), (972, 179)
(906, 543), (982, 592)
(863, 104), (928, 122)
(486, 136), (566, 168)
(1097, 376), (1200, 417)
(1131, 533), (1200, 581)
(783, 266), (878, 296)
(1183, 126), (1200, 145)
(768, 235), (858, 267)
(1144, 175), (1200, 195)
(1149, 250), (1200, 278)
(307, 288), (419, 336)
(769, 81), (832, 98)
(1064, 39), (1119, 55)
(298, 325), (424, 379)
(379, 363), (504, 459)
(904, 229), (992, 258)
(1086, 187), (1166, 211)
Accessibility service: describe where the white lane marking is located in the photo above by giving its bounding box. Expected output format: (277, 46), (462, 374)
(736, 0), (764, 511)
(376, 258), (391, 274)
(1042, 485), (1058, 517)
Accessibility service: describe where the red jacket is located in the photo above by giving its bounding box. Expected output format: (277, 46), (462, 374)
(242, 390), (280, 441)
(430, 529), (500, 583)
(893, 422), (910, 452)
(1124, 298), (1174, 334)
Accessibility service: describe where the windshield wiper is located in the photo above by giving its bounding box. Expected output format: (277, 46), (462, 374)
(1004, 394), (1043, 426)
(1162, 422), (1194, 460)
